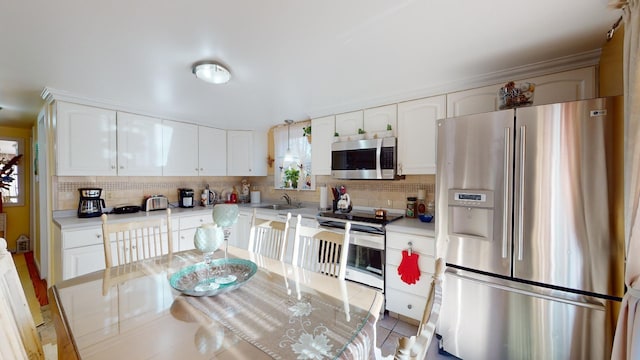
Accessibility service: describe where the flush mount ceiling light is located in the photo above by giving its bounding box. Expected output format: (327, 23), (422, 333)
(192, 61), (231, 84)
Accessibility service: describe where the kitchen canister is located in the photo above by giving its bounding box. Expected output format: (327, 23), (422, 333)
(250, 191), (261, 204)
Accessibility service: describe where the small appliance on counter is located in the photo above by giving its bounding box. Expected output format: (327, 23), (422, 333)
(178, 188), (195, 208)
(142, 195), (169, 212)
(110, 205), (141, 214)
(77, 188), (106, 218)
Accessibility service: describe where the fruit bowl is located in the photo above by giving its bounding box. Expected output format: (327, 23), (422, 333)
(419, 214), (433, 223)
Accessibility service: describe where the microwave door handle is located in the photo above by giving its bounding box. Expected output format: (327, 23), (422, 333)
(376, 138), (382, 179)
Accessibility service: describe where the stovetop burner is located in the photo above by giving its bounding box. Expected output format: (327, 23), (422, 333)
(318, 210), (404, 225)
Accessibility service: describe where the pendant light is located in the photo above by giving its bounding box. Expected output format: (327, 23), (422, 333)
(283, 119), (298, 163)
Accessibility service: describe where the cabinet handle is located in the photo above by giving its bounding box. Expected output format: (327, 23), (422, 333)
(407, 304), (412, 309)
(96, 234), (101, 238)
(111, 165), (116, 169)
(119, 165), (124, 169)
(200, 168), (204, 171)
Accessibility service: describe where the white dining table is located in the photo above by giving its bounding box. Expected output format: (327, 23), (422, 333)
(49, 246), (384, 359)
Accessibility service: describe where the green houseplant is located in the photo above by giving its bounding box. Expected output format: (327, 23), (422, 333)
(303, 125), (312, 143)
(284, 167), (300, 189)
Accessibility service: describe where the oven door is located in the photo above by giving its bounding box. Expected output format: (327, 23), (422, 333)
(345, 232), (385, 291)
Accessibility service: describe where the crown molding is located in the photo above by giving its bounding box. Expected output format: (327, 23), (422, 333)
(307, 49), (602, 119)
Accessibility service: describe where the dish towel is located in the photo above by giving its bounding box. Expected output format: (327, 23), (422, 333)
(397, 249), (420, 285)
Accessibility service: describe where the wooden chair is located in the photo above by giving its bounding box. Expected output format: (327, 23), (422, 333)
(247, 208), (291, 261)
(291, 214), (351, 280)
(376, 258), (445, 360)
(0, 237), (45, 360)
(101, 208), (173, 268)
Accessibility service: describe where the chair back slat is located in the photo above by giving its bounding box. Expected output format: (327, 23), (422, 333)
(0, 238), (45, 360)
(292, 215), (350, 280)
(248, 209), (291, 262)
(102, 208), (173, 268)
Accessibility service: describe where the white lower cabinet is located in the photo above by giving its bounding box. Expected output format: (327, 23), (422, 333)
(385, 229), (436, 321)
(178, 213), (213, 251)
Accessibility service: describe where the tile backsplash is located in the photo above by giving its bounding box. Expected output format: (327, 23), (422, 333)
(55, 175), (435, 211)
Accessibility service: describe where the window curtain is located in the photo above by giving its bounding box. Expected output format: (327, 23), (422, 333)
(612, 1), (640, 359)
(273, 121), (314, 190)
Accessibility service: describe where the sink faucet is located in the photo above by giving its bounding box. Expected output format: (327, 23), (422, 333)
(281, 193), (291, 205)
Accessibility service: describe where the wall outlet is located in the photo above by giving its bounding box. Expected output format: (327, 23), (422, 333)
(387, 199), (392, 206)
(106, 192), (114, 200)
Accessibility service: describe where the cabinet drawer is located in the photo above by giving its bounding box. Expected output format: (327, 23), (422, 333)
(386, 264), (433, 297)
(385, 287), (427, 321)
(180, 214), (212, 229)
(386, 248), (435, 273)
(386, 231), (435, 256)
(63, 227), (104, 249)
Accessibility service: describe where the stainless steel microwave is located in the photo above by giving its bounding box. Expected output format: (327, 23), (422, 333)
(331, 137), (397, 179)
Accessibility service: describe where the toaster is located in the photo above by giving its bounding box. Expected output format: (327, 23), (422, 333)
(142, 195), (169, 212)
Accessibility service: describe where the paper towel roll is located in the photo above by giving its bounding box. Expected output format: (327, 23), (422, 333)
(250, 191), (261, 204)
(319, 186), (328, 210)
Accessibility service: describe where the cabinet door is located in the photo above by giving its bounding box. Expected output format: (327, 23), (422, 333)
(311, 115), (335, 175)
(198, 126), (227, 176)
(397, 95), (446, 175)
(335, 110), (363, 136)
(364, 104), (397, 135)
(227, 131), (267, 176)
(162, 120), (198, 176)
(527, 67), (595, 106)
(56, 102), (117, 176)
(117, 112), (163, 176)
(63, 244), (106, 280)
(447, 84), (499, 118)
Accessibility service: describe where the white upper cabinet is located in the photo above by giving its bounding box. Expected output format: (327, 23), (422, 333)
(198, 126), (227, 176)
(447, 85), (499, 118)
(447, 66), (596, 117)
(227, 130), (267, 176)
(162, 120), (199, 176)
(364, 104), (397, 136)
(335, 110), (364, 137)
(397, 95), (446, 175)
(56, 101), (117, 176)
(311, 115), (335, 175)
(116, 112), (163, 176)
(527, 67), (595, 106)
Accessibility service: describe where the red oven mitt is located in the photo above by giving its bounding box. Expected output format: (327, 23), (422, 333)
(397, 250), (420, 285)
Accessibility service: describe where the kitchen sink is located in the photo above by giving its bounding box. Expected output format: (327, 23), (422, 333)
(259, 204), (301, 210)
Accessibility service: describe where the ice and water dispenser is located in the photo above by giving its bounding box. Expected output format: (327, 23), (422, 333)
(447, 189), (494, 242)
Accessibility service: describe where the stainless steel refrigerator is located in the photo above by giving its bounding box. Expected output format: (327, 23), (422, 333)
(435, 96), (624, 359)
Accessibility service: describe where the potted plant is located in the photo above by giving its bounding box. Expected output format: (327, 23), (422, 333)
(284, 167), (300, 189)
(333, 132), (340, 142)
(303, 126), (312, 143)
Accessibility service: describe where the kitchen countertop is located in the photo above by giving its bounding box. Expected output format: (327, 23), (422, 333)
(386, 217), (436, 237)
(53, 201), (324, 230)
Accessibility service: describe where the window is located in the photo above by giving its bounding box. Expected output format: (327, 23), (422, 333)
(0, 138), (24, 206)
(273, 121), (315, 190)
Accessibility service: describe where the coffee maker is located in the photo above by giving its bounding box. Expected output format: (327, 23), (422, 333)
(77, 188), (106, 218)
(178, 188), (195, 208)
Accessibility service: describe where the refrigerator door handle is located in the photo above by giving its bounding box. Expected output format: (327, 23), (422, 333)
(502, 127), (511, 259)
(517, 125), (526, 261)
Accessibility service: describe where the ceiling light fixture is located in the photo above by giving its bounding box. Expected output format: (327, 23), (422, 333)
(283, 119), (298, 163)
(192, 61), (231, 84)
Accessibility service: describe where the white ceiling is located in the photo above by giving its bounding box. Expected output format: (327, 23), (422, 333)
(0, 1), (622, 131)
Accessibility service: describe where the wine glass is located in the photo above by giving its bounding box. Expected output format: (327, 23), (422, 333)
(193, 223), (224, 292)
(212, 204), (239, 284)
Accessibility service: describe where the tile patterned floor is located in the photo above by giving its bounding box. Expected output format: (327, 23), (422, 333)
(376, 311), (454, 359)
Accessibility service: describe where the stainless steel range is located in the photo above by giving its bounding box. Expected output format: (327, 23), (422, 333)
(316, 210), (404, 291)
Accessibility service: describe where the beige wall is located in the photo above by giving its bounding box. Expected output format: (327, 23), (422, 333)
(599, 24), (624, 97)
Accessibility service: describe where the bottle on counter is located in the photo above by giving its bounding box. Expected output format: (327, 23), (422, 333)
(417, 190), (426, 216)
(427, 200), (435, 219)
(406, 197), (417, 218)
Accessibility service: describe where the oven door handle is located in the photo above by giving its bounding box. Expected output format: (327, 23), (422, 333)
(349, 236), (385, 250)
